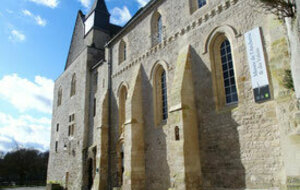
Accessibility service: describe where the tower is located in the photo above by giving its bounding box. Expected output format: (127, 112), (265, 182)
(84, 0), (111, 49)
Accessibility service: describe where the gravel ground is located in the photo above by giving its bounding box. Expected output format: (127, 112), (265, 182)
(2, 187), (45, 190)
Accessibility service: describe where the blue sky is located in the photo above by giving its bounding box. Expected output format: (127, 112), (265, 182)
(0, 0), (150, 153)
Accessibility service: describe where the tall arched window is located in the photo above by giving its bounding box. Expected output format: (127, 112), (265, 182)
(153, 65), (168, 126)
(220, 39), (238, 104)
(119, 40), (127, 64)
(209, 34), (239, 109)
(70, 74), (76, 97)
(151, 11), (163, 46)
(57, 87), (62, 107)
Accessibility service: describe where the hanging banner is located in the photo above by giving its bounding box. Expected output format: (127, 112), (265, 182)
(245, 27), (271, 102)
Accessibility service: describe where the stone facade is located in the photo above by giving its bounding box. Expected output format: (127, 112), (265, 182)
(47, 0), (300, 189)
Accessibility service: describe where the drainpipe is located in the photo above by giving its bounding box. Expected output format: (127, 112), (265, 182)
(107, 45), (113, 190)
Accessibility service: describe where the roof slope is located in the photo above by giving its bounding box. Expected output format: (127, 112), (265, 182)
(65, 11), (85, 70)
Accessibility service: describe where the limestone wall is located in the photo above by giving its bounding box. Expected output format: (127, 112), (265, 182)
(107, 0), (299, 189)
(47, 48), (89, 189)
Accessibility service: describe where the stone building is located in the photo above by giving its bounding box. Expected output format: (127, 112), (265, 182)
(47, 0), (300, 189)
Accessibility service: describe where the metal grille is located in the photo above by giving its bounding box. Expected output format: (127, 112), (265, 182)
(161, 70), (168, 120)
(220, 39), (238, 104)
(198, 0), (206, 8)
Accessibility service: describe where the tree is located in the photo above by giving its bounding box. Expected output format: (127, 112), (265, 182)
(257, 0), (296, 19)
(0, 148), (49, 186)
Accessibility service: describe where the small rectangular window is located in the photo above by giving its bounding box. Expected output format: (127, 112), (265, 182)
(93, 98), (96, 117)
(72, 114), (75, 121)
(55, 141), (58, 152)
(69, 115), (72, 122)
(71, 124), (75, 136)
(94, 72), (98, 91)
(68, 125), (71, 136)
(56, 124), (59, 132)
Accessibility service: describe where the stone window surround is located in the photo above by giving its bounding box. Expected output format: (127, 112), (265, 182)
(70, 73), (76, 97)
(151, 62), (169, 127)
(208, 32), (239, 111)
(119, 40), (127, 64)
(190, 0), (209, 14)
(57, 87), (62, 107)
(151, 10), (165, 47)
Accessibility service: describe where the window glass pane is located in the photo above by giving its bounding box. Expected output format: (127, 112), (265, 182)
(220, 39), (238, 104)
(157, 16), (162, 43)
(161, 70), (168, 120)
(223, 71), (229, 79)
(228, 61), (233, 69)
(198, 0), (207, 8)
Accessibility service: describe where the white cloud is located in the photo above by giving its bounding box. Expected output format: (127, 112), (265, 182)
(23, 10), (47, 27)
(6, 9), (14, 14)
(9, 30), (26, 42)
(110, 6), (132, 26)
(136, 0), (150, 7)
(0, 136), (12, 143)
(79, 0), (92, 8)
(0, 74), (54, 114)
(0, 112), (51, 152)
(28, 0), (59, 8)
(23, 9), (32, 16)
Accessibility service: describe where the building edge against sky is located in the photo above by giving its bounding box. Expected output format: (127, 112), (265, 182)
(47, 0), (300, 189)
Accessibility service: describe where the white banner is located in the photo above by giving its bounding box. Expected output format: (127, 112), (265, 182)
(245, 27), (269, 89)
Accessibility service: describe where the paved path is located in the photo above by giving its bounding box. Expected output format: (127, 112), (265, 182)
(2, 187), (45, 190)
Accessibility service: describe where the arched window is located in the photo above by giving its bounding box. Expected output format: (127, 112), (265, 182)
(153, 65), (168, 126)
(209, 34), (239, 109)
(220, 39), (238, 104)
(119, 40), (127, 63)
(151, 11), (163, 46)
(70, 74), (76, 97)
(119, 85), (127, 136)
(57, 87), (62, 107)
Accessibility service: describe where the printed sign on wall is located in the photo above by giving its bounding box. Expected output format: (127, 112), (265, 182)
(245, 27), (271, 102)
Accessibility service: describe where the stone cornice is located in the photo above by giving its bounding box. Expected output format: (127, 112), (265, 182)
(112, 0), (239, 78)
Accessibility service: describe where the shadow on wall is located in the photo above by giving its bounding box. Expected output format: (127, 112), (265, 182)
(190, 47), (246, 189)
(141, 66), (171, 190)
(110, 93), (121, 188)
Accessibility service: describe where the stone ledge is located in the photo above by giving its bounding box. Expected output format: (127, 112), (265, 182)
(112, 0), (241, 78)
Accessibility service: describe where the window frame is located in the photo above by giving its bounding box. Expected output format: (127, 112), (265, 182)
(220, 39), (238, 105)
(70, 74), (76, 97)
(119, 40), (127, 64)
(57, 87), (62, 107)
(209, 34), (239, 110)
(153, 64), (168, 127)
